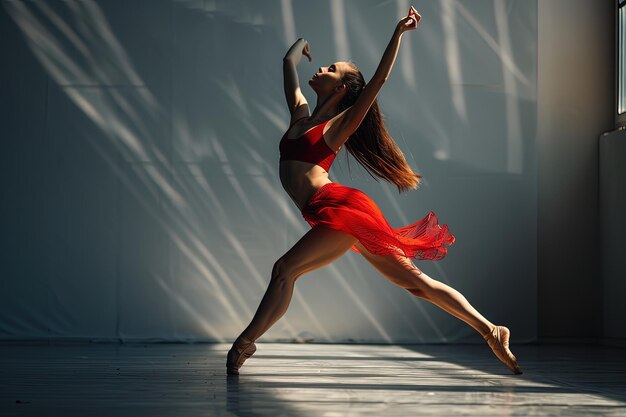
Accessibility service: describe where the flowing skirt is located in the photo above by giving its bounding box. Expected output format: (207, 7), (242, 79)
(300, 182), (455, 261)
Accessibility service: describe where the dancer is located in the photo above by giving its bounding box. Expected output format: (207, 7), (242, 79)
(227, 6), (522, 375)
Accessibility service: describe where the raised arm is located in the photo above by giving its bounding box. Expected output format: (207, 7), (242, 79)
(283, 38), (312, 123)
(336, 7), (421, 137)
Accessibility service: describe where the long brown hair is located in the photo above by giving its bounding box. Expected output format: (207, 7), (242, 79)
(339, 61), (422, 193)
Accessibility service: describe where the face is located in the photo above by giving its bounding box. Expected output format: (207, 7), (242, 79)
(308, 62), (346, 94)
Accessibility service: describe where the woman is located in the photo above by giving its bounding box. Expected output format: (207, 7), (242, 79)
(227, 6), (522, 375)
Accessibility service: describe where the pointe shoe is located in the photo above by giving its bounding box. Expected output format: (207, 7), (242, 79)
(226, 335), (257, 375)
(482, 325), (523, 374)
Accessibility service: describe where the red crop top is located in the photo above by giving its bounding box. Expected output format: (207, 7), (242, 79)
(279, 119), (338, 172)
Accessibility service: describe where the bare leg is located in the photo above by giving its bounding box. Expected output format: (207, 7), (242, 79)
(227, 226), (358, 374)
(240, 226), (357, 341)
(353, 241), (522, 374)
(353, 241), (494, 337)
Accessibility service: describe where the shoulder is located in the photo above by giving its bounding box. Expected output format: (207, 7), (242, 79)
(289, 103), (310, 127)
(289, 115), (309, 129)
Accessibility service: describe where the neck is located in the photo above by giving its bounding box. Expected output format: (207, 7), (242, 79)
(310, 91), (342, 121)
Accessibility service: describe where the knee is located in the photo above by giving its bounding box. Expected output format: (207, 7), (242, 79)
(407, 274), (435, 299)
(407, 287), (428, 299)
(272, 258), (299, 283)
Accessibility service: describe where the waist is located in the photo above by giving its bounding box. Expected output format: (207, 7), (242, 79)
(279, 156), (334, 172)
(300, 182), (340, 211)
(279, 172), (334, 211)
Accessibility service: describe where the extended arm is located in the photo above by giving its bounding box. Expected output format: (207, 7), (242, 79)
(283, 38), (311, 121)
(335, 8), (421, 137)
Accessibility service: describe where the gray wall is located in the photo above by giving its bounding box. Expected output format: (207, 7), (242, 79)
(600, 130), (626, 343)
(0, 0), (546, 344)
(537, 0), (614, 342)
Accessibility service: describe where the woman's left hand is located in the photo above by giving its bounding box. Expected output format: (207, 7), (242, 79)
(396, 6), (421, 34)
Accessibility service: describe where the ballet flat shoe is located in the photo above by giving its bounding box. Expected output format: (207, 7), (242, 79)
(483, 325), (523, 375)
(226, 336), (257, 375)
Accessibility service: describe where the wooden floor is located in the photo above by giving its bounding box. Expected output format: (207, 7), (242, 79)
(1, 341), (625, 416)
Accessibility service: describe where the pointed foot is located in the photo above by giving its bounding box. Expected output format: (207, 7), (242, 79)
(483, 325), (523, 375)
(226, 335), (257, 375)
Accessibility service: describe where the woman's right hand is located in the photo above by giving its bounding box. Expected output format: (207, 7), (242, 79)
(301, 40), (312, 62)
(285, 38), (312, 64)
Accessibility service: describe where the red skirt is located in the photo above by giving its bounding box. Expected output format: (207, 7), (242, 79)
(300, 182), (455, 261)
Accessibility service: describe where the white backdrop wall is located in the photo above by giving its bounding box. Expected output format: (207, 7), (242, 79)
(0, 0), (538, 343)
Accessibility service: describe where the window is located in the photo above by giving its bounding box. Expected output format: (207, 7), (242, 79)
(617, 0), (626, 125)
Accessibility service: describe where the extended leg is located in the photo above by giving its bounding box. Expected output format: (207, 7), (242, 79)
(227, 226), (358, 374)
(353, 241), (522, 374)
(241, 226), (358, 341)
(353, 241), (494, 337)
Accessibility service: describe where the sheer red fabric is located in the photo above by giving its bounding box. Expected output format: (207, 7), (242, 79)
(300, 182), (455, 260)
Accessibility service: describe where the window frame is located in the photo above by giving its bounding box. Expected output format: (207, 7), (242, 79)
(617, 0), (626, 126)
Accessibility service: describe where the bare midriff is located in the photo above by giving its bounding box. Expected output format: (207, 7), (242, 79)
(279, 160), (333, 212)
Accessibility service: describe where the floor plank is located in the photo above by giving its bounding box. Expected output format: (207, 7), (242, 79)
(1, 342), (625, 416)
